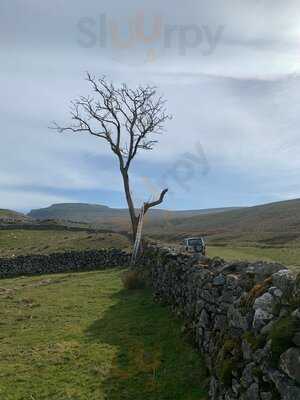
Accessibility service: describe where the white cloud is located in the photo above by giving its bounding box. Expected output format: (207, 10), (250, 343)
(0, 189), (75, 212)
(2, 0), (300, 208)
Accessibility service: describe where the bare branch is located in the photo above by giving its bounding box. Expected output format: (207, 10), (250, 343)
(144, 188), (169, 214)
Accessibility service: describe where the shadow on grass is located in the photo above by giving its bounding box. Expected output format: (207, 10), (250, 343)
(86, 288), (208, 400)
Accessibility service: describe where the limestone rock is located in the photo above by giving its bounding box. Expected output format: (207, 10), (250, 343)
(213, 274), (225, 286)
(253, 340), (271, 363)
(280, 347), (300, 384)
(266, 366), (300, 400)
(253, 308), (273, 331)
(247, 262), (287, 283)
(228, 306), (249, 331)
(268, 286), (283, 298)
(253, 292), (275, 314)
(241, 362), (256, 387)
(199, 309), (209, 328)
(242, 339), (252, 361)
(272, 270), (295, 295)
(245, 382), (259, 400)
(214, 314), (227, 331)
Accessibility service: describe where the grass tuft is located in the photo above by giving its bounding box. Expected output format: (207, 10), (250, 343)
(269, 315), (300, 367)
(268, 314), (300, 366)
(121, 270), (145, 290)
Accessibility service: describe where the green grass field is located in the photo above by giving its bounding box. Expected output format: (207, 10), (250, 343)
(0, 229), (130, 258)
(0, 269), (208, 400)
(207, 246), (300, 274)
(1, 227), (299, 274)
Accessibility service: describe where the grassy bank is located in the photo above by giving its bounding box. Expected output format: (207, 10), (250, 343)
(207, 245), (300, 274)
(0, 269), (207, 400)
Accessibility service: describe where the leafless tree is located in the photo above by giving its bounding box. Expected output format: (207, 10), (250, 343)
(51, 73), (171, 242)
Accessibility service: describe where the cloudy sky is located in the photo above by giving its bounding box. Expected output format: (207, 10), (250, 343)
(1, 0), (300, 212)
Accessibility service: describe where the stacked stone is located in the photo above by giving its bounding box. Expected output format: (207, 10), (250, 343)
(0, 249), (130, 278)
(147, 248), (300, 400)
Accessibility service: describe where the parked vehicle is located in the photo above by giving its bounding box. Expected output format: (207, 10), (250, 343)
(182, 237), (206, 255)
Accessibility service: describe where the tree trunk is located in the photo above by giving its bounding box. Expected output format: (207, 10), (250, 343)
(121, 169), (138, 243)
(120, 168), (168, 247)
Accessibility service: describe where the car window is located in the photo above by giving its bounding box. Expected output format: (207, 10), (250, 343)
(188, 239), (202, 246)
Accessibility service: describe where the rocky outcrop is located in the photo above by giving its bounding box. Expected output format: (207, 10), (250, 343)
(141, 248), (300, 400)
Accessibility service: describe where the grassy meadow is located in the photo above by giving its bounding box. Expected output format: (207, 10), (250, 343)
(0, 229), (130, 258)
(0, 226), (298, 275)
(0, 269), (208, 400)
(207, 245), (300, 274)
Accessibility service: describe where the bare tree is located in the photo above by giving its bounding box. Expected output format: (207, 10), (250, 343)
(51, 73), (171, 242)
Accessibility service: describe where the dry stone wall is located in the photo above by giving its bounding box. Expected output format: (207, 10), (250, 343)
(141, 249), (300, 400)
(0, 249), (130, 278)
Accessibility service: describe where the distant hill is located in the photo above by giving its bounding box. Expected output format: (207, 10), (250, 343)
(0, 209), (31, 224)
(145, 198), (300, 246)
(28, 203), (239, 229)
(28, 203), (120, 221)
(15, 198), (300, 247)
(3, 198), (300, 249)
